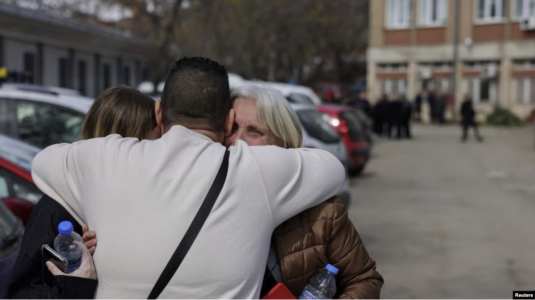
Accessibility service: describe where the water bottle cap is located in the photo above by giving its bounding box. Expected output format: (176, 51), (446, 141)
(326, 264), (339, 275)
(58, 221), (73, 235)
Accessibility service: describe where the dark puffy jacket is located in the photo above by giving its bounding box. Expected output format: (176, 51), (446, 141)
(273, 196), (384, 299)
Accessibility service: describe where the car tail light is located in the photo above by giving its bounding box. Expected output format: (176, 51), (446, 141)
(322, 114), (348, 134)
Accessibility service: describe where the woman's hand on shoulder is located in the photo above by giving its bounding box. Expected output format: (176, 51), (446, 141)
(82, 224), (97, 255)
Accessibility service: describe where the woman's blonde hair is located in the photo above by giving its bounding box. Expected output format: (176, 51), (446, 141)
(82, 85), (157, 140)
(231, 84), (302, 148)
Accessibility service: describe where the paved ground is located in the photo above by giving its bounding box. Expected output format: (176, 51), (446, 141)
(347, 125), (535, 299)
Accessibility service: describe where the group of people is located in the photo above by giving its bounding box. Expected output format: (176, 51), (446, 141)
(370, 93), (412, 140)
(4, 57), (383, 299)
(414, 89), (452, 125)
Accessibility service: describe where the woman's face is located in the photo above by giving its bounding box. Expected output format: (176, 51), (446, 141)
(225, 98), (281, 147)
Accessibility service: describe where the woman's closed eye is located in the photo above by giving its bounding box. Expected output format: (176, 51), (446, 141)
(249, 128), (264, 136)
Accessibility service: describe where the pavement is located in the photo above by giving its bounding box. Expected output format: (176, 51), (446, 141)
(347, 125), (535, 299)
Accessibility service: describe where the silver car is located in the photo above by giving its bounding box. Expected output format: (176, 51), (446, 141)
(290, 104), (351, 206)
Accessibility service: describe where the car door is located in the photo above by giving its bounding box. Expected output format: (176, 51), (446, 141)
(0, 98), (17, 138)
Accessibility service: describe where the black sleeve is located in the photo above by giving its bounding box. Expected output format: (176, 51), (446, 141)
(4, 196), (83, 299)
(54, 276), (97, 299)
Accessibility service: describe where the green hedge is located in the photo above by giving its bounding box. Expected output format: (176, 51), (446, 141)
(486, 106), (524, 127)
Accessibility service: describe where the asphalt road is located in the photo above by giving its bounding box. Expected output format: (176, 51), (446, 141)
(347, 125), (535, 299)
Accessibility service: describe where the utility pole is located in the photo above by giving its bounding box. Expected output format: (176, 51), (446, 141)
(452, 0), (460, 120)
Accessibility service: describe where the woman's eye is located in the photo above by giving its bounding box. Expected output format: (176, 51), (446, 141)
(250, 129), (263, 136)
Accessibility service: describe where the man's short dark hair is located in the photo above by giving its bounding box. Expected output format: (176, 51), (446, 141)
(161, 57), (230, 132)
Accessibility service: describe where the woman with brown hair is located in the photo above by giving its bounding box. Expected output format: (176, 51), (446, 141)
(81, 85), (161, 141)
(4, 85), (161, 299)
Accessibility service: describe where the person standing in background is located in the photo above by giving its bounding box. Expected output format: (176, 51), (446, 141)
(414, 91), (423, 121)
(461, 95), (484, 143)
(354, 91), (372, 117)
(372, 94), (389, 137)
(399, 94), (412, 139)
(428, 88), (437, 123)
(436, 89), (447, 125)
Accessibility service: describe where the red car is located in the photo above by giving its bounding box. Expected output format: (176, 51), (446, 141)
(0, 135), (42, 224)
(317, 105), (370, 176)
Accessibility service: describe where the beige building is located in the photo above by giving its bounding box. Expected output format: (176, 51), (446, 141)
(368, 0), (535, 121)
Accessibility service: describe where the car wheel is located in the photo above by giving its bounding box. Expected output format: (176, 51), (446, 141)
(349, 165), (365, 177)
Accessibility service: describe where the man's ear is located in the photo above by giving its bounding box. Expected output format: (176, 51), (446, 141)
(155, 100), (164, 133)
(225, 108), (235, 137)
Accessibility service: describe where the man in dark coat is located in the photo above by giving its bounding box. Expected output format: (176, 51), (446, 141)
(372, 94), (389, 136)
(354, 91), (372, 117)
(461, 96), (483, 142)
(399, 95), (412, 139)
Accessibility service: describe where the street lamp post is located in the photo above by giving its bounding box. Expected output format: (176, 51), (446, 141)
(452, 0), (460, 120)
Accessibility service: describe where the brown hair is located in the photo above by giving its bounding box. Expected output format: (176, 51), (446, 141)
(82, 85), (157, 140)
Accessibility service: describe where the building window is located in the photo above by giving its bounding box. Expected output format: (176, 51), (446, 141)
(59, 58), (68, 88)
(103, 63), (111, 89)
(387, 0), (412, 28)
(378, 79), (408, 98)
(464, 78), (499, 103)
(419, 0), (448, 26)
(78, 61), (87, 96)
(23, 53), (35, 84)
(512, 78), (535, 104)
(514, 0), (535, 19)
(476, 0), (506, 23)
(124, 66), (131, 85)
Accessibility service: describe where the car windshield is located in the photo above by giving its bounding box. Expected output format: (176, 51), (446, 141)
(16, 100), (85, 148)
(351, 109), (372, 128)
(296, 109), (340, 144)
(288, 93), (314, 105)
(340, 112), (363, 141)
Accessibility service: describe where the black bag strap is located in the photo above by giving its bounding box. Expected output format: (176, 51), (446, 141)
(148, 150), (230, 299)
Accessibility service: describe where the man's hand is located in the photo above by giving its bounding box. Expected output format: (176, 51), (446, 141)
(46, 243), (97, 280)
(82, 225), (97, 255)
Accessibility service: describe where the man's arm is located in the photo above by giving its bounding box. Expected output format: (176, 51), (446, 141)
(250, 146), (345, 226)
(31, 143), (84, 223)
(327, 198), (384, 299)
(31, 136), (120, 222)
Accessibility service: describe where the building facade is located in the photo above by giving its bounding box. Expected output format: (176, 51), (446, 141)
(368, 0), (535, 120)
(0, 2), (149, 98)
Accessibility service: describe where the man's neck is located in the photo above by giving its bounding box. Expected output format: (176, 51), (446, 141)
(164, 125), (221, 143)
(190, 129), (220, 142)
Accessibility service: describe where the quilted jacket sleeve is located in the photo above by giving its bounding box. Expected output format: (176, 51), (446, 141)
(328, 198), (384, 299)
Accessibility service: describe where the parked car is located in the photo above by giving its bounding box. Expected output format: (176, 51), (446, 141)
(317, 104), (371, 176)
(351, 108), (374, 146)
(266, 82), (323, 105)
(291, 104), (351, 206)
(0, 83), (93, 149)
(0, 135), (42, 224)
(0, 190), (25, 297)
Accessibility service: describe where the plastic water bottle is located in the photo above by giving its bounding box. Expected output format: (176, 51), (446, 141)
(54, 221), (82, 273)
(299, 264), (338, 299)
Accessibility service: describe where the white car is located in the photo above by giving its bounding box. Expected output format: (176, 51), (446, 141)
(0, 84), (93, 149)
(263, 82), (322, 105)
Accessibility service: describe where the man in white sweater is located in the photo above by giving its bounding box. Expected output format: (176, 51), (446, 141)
(32, 57), (345, 298)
